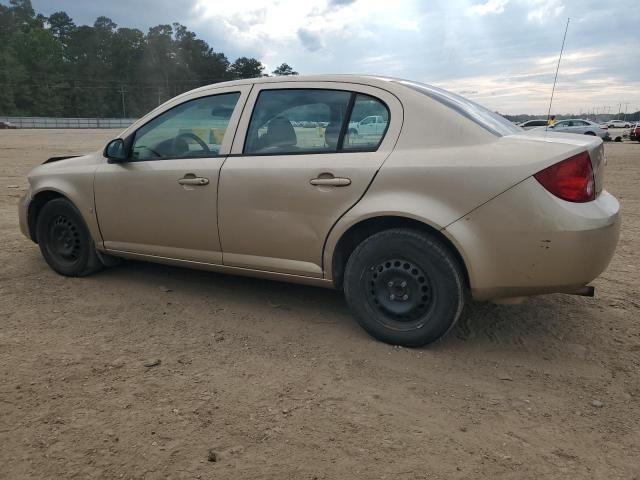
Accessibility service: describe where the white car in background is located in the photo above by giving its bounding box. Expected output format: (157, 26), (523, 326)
(348, 115), (388, 136)
(606, 120), (631, 129)
(547, 119), (610, 139)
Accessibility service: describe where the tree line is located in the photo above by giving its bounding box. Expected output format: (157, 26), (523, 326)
(0, 0), (299, 118)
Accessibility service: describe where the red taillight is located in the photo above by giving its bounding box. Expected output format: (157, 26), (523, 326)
(534, 151), (595, 202)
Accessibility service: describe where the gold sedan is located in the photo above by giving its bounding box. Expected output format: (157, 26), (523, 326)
(18, 75), (620, 346)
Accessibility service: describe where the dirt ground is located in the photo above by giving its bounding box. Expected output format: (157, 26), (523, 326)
(1, 129), (639, 479)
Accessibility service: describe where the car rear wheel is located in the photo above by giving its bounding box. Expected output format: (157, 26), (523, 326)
(36, 198), (102, 277)
(343, 228), (465, 347)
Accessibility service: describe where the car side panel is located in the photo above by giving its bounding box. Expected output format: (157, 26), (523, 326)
(94, 85), (252, 264)
(323, 128), (604, 281)
(26, 152), (103, 246)
(219, 81), (404, 277)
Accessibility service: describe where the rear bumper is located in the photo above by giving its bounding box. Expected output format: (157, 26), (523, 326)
(446, 177), (620, 301)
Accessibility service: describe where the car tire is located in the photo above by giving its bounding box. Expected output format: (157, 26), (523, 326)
(35, 198), (103, 277)
(343, 228), (465, 347)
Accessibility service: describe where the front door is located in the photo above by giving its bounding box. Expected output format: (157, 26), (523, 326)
(94, 87), (249, 264)
(218, 82), (402, 277)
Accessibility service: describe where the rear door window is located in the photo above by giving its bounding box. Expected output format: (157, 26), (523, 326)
(344, 95), (390, 150)
(243, 88), (391, 155)
(244, 89), (351, 154)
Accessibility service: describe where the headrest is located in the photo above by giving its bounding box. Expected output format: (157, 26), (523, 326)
(266, 117), (297, 147)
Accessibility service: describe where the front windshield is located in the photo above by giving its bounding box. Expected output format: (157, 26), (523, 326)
(395, 80), (520, 137)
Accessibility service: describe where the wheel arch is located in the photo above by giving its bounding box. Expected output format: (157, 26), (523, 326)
(328, 215), (470, 291)
(27, 189), (71, 243)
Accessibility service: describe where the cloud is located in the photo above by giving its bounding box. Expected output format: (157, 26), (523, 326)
(466, 0), (510, 16)
(227, 8), (267, 32)
(297, 28), (324, 51)
(328, 0), (357, 7)
(27, 0), (640, 114)
(527, 0), (565, 23)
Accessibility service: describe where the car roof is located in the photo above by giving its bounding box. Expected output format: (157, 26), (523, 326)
(186, 74), (403, 93)
(121, 73), (522, 139)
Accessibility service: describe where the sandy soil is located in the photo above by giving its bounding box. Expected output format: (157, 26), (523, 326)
(1, 129), (639, 479)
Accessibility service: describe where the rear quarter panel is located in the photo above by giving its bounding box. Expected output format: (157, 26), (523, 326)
(323, 96), (605, 282)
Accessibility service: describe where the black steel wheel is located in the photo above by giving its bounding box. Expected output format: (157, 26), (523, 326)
(36, 198), (102, 277)
(48, 214), (82, 263)
(344, 228), (465, 347)
(367, 258), (434, 329)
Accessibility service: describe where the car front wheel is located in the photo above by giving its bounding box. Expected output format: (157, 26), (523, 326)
(343, 228), (465, 347)
(35, 198), (102, 277)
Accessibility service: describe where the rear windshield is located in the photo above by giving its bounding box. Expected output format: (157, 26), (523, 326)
(395, 80), (521, 137)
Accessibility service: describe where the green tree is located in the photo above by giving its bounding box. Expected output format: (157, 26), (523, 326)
(47, 11), (75, 46)
(272, 63), (298, 76)
(0, 1), (294, 117)
(229, 57), (265, 79)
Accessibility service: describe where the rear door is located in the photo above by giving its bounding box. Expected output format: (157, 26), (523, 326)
(574, 120), (591, 133)
(217, 82), (402, 277)
(554, 120), (572, 132)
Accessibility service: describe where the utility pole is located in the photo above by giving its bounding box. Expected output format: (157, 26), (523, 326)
(623, 103), (629, 121)
(157, 86), (162, 106)
(119, 85), (127, 118)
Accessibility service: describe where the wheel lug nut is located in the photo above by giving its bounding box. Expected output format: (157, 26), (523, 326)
(390, 294), (395, 300)
(402, 294), (409, 301)
(401, 281), (407, 288)
(388, 281), (394, 287)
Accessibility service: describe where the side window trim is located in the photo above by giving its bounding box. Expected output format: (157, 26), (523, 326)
(240, 87), (390, 157)
(126, 91), (243, 162)
(343, 94), (391, 152)
(337, 93), (356, 151)
(242, 87), (351, 156)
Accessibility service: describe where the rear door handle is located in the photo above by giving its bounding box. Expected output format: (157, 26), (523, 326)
(178, 175), (209, 186)
(310, 177), (351, 187)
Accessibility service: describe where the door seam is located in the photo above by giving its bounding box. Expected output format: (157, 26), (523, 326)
(217, 83), (255, 265)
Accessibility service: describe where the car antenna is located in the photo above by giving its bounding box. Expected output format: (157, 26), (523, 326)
(545, 17), (570, 131)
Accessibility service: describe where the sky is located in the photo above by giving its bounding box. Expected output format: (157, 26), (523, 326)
(28, 0), (640, 114)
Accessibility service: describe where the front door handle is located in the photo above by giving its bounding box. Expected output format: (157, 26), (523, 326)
(178, 174), (209, 186)
(310, 176), (351, 187)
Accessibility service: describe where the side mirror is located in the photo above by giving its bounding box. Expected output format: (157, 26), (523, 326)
(104, 138), (127, 162)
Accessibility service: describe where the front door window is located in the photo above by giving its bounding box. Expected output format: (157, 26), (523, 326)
(132, 92), (241, 160)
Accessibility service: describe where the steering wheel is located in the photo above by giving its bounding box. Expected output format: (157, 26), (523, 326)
(173, 132), (210, 155)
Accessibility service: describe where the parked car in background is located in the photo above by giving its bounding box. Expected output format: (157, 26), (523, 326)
(18, 75), (620, 347)
(607, 120), (631, 128)
(630, 123), (640, 141)
(517, 119), (548, 130)
(547, 119), (610, 139)
(348, 115), (388, 136)
(0, 120), (17, 129)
